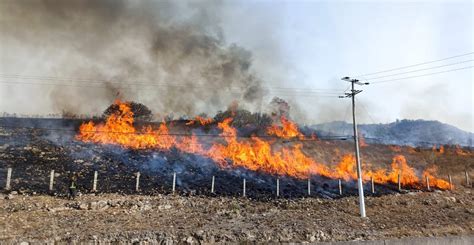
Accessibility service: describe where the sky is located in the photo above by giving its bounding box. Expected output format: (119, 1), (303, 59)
(219, 0), (473, 131)
(0, 0), (473, 132)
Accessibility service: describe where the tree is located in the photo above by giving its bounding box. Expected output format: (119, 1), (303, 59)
(103, 101), (152, 121)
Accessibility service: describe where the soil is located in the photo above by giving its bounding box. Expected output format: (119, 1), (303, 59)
(0, 188), (473, 243)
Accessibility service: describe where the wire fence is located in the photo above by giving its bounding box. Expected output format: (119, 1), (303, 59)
(1, 167), (471, 200)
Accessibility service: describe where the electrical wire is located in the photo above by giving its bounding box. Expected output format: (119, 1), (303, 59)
(363, 59), (473, 80)
(0, 124), (348, 141)
(0, 73), (345, 93)
(369, 66), (474, 84)
(352, 52), (474, 77)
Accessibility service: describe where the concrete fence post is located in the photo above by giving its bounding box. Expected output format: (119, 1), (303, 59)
(338, 179), (342, 195)
(276, 178), (280, 197)
(307, 178), (311, 196)
(211, 176), (215, 194)
(426, 175), (431, 191)
(92, 171), (98, 192)
(466, 170), (470, 187)
(398, 173), (402, 191)
(448, 174), (453, 190)
(5, 168), (12, 190)
(371, 176), (375, 194)
(135, 172), (140, 192)
(242, 178), (246, 197)
(49, 170), (55, 191)
(172, 172), (176, 194)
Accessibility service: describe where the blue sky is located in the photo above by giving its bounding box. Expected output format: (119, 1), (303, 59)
(220, 0), (473, 131)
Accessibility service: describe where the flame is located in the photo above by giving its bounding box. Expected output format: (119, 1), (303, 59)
(267, 116), (304, 139)
(432, 144), (445, 154)
(207, 118), (331, 178)
(77, 101), (450, 190)
(186, 116), (214, 126)
(387, 155), (419, 186)
(77, 100), (176, 150)
(423, 166), (451, 189)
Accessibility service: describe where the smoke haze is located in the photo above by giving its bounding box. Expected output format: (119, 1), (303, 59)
(0, 0), (268, 118)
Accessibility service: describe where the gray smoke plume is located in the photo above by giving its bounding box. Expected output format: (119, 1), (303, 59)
(0, 0), (265, 118)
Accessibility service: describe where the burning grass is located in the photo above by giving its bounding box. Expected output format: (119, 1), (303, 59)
(76, 100), (451, 190)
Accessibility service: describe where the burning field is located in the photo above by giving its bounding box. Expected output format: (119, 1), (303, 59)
(0, 100), (468, 197)
(0, 100), (473, 243)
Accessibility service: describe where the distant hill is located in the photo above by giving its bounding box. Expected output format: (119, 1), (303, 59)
(311, 119), (474, 147)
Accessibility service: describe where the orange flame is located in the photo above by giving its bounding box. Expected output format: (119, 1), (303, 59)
(186, 116), (214, 126)
(77, 101), (450, 190)
(267, 116), (304, 139)
(423, 166), (451, 189)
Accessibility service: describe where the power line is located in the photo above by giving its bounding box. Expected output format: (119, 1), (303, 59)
(352, 52), (474, 77)
(0, 80), (345, 99)
(358, 103), (377, 126)
(369, 66), (474, 84)
(0, 124), (347, 141)
(0, 73), (345, 93)
(0, 81), (344, 99)
(0, 124), (466, 147)
(364, 59), (473, 80)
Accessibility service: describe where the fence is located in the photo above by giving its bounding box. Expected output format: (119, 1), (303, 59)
(1, 167), (471, 198)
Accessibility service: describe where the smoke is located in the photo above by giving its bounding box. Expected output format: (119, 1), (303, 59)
(0, 0), (265, 118)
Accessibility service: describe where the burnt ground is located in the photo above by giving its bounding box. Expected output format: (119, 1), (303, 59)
(0, 117), (473, 242)
(0, 189), (473, 243)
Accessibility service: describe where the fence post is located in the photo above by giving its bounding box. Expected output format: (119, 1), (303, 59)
(466, 170), (470, 187)
(425, 175), (430, 191)
(211, 176), (215, 194)
(448, 174), (452, 190)
(371, 176), (375, 194)
(92, 171), (98, 192)
(49, 170), (55, 191)
(338, 179), (342, 195)
(5, 168), (12, 190)
(276, 178), (280, 197)
(307, 178), (311, 196)
(172, 172), (176, 194)
(135, 172), (140, 192)
(242, 178), (246, 197)
(398, 173), (401, 191)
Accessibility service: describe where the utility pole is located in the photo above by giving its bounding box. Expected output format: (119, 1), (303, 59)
(340, 76), (369, 218)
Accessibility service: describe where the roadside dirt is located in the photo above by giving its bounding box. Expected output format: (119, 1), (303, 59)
(1, 188), (472, 243)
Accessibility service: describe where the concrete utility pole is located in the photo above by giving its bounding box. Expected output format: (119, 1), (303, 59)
(340, 76), (369, 218)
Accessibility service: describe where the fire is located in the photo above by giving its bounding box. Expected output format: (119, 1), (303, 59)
(333, 154), (358, 181)
(186, 116), (214, 126)
(77, 100), (451, 190)
(267, 116), (304, 139)
(423, 166), (451, 189)
(208, 118), (331, 178)
(77, 100), (176, 150)
(387, 155), (419, 186)
(432, 144), (445, 154)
